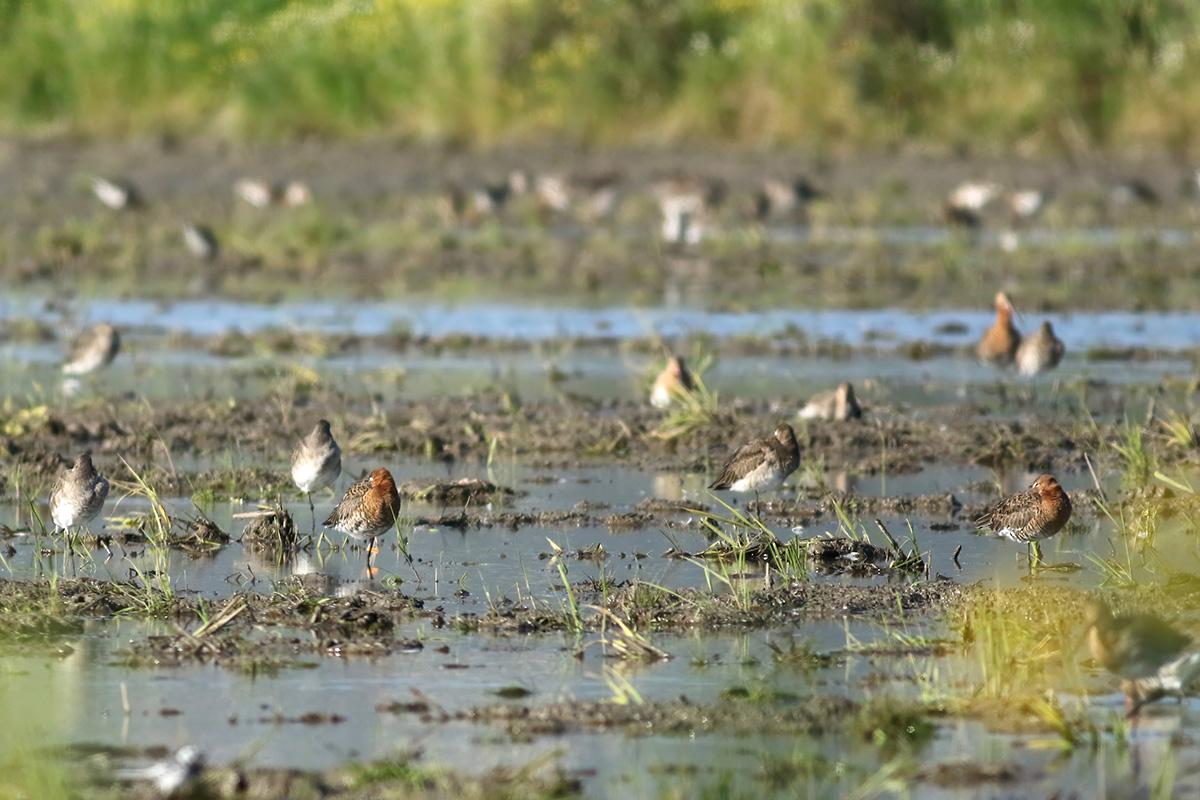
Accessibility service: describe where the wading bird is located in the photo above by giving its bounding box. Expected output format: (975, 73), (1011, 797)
(291, 419), (342, 529)
(49, 452), (109, 535)
(709, 424), (801, 511)
(1085, 598), (1196, 716)
(650, 356), (695, 409)
(975, 474), (1071, 567)
(324, 468), (401, 568)
(1015, 321), (1064, 377)
(797, 382), (862, 422)
(977, 292), (1021, 367)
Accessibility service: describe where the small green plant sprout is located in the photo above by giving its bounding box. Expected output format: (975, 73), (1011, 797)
(115, 457), (174, 546)
(547, 538), (583, 633)
(1112, 421), (1153, 489)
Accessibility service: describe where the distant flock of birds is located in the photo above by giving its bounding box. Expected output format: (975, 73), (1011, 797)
(86, 167), (1180, 261)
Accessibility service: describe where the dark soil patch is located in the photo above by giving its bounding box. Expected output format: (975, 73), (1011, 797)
(394, 695), (862, 739)
(399, 478), (516, 506)
(0, 392), (1116, 490)
(916, 759), (1023, 787)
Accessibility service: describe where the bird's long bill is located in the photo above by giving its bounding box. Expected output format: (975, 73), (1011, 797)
(1008, 296), (1022, 324)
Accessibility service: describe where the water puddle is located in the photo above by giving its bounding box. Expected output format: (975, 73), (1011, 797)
(7, 296), (1200, 350)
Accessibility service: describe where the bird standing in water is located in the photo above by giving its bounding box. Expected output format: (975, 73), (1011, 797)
(291, 420), (342, 530)
(1085, 598), (1195, 716)
(324, 468), (401, 567)
(797, 382), (862, 422)
(1015, 320), (1065, 377)
(709, 424), (801, 512)
(49, 452), (110, 535)
(63, 323), (121, 376)
(975, 474), (1071, 567)
(977, 292), (1021, 367)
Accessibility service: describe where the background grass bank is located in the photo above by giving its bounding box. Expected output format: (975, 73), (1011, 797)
(3, 0), (1200, 152)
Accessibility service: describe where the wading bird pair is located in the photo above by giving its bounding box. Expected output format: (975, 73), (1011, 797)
(291, 420), (400, 564)
(49, 421), (398, 566)
(977, 292), (1064, 376)
(650, 357), (861, 422)
(708, 423), (1073, 568)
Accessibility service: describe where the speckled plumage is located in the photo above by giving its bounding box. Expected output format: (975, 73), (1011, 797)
(1015, 321), (1064, 377)
(709, 424), (800, 494)
(1086, 599), (1191, 681)
(977, 292), (1021, 366)
(63, 323), (120, 375)
(798, 382), (862, 422)
(324, 467), (401, 541)
(49, 452), (109, 532)
(650, 356), (695, 409)
(975, 474), (1072, 544)
(1086, 598), (1194, 714)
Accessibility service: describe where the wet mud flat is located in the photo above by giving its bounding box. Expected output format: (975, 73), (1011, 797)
(0, 383), (1163, 486)
(3, 360), (1200, 797)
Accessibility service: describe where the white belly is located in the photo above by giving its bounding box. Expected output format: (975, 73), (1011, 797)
(797, 402), (823, 420)
(728, 460), (783, 493)
(293, 460), (338, 493)
(1016, 350), (1040, 377)
(52, 495), (100, 530)
(650, 383), (672, 409)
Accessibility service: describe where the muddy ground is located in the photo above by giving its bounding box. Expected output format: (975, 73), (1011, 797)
(0, 380), (1167, 487)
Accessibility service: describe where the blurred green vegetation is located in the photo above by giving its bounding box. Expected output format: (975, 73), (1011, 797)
(1, 0), (1199, 150)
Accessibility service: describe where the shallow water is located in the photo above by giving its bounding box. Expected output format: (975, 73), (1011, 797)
(3, 291), (1200, 797)
(0, 456), (1116, 606)
(8, 599), (1197, 798)
(0, 339), (1188, 415)
(9, 295), (1200, 350)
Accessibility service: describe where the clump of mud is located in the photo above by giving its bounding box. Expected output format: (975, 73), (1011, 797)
(170, 513), (230, 554)
(399, 477), (514, 505)
(240, 507), (299, 552)
(89, 746), (580, 800)
(448, 695), (863, 738)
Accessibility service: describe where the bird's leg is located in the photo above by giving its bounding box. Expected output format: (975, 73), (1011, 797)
(366, 536), (376, 568)
(1029, 541), (1043, 569)
(754, 491), (761, 522)
(1126, 692), (1146, 720)
(307, 493), (315, 532)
